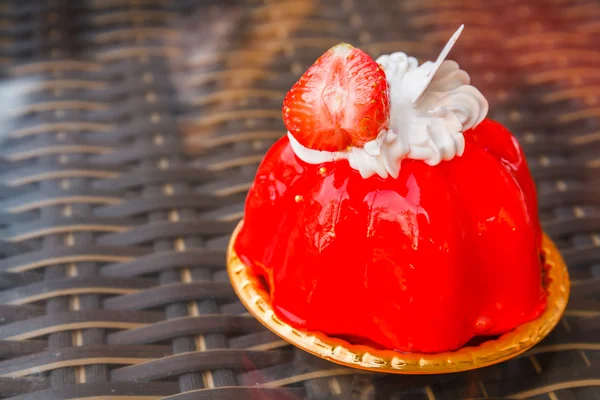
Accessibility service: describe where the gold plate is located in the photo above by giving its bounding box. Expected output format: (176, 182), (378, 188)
(227, 221), (570, 374)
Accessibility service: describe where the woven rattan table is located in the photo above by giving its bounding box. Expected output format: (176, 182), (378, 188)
(0, 1), (598, 399)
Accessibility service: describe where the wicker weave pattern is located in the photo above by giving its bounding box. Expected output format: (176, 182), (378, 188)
(0, 0), (598, 399)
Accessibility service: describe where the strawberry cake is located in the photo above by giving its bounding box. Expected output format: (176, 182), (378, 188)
(232, 28), (547, 353)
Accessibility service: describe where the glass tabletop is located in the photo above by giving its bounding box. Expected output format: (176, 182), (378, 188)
(0, 0), (598, 399)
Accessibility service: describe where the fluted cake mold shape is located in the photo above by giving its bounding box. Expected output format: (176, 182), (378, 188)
(228, 222), (569, 374)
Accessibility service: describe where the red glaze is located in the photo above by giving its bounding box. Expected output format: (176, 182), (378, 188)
(234, 118), (547, 353)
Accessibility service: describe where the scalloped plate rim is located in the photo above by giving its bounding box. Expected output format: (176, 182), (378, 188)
(227, 220), (570, 374)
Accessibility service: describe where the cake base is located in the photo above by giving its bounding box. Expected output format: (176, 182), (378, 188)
(227, 221), (570, 374)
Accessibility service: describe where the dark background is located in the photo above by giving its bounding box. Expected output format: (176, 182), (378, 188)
(0, 0), (598, 399)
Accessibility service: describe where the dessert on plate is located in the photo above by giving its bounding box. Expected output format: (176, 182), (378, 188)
(228, 26), (569, 371)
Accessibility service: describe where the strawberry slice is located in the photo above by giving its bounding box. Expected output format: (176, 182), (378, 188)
(283, 43), (389, 152)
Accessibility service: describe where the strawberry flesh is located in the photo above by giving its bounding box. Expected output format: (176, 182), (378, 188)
(283, 43), (389, 152)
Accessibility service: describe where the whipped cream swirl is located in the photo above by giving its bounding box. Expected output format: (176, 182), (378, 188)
(288, 26), (489, 179)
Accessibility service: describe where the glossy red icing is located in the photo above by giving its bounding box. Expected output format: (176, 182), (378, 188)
(234, 118), (547, 353)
